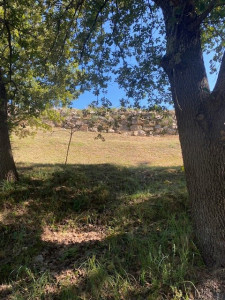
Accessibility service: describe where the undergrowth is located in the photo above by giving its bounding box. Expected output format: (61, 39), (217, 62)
(0, 164), (203, 299)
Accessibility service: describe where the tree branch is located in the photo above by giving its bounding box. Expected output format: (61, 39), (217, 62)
(60, 0), (84, 57)
(79, 0), (110, 61)
(3, 0), (12, 81)
(0, 68), (8, 115)
(196, 0), (222, 25)
(4, 20), (12, 81)
(151, 0), (170, 10)
(213, 52), (225, 94)
(48, 0), (82, 57)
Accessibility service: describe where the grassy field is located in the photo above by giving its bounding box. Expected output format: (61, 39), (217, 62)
(0, 131), (204, 299)
(12, 131), (182, 167)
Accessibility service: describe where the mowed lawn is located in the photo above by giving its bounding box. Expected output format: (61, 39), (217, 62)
(0, 131), (204, 300)
(12, 130), (183, 167)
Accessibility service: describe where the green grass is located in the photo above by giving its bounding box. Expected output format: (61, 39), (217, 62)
(0, 132), (204, 299)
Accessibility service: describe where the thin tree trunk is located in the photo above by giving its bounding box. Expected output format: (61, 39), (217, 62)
(0, 71), (18, 181)
(65, 128), (74, 165)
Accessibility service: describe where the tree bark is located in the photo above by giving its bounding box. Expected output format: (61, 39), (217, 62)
(160, 2), (225, 267)
(173, 70), (225, 268)
(0, 71), (18, 182)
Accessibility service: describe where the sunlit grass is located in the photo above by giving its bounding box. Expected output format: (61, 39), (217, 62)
(12, 130), (182, 167)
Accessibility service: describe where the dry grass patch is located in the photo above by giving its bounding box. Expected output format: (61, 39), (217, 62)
(12, 131), (182, 167)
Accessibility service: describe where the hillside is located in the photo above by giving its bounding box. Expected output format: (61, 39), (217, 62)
(0, 132), (207, 300)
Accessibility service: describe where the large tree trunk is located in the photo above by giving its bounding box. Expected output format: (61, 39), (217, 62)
(159, 2), (225, 267)
(0, 72), (18, 181)
(174, 75), (225, 267)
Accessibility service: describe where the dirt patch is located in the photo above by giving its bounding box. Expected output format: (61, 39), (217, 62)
(37, 224), (108, 280)
(41, 224), (107, 245)
(195, 270), (225, 300)
(0, 284), (12, 299)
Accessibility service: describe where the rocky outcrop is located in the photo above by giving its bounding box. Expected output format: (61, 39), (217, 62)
(54, 108), (178, 136)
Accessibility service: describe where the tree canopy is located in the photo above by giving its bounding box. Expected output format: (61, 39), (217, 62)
(1, 0), (225, 118)
(0, 0), (83, 130)
(54, 0), (225, 108)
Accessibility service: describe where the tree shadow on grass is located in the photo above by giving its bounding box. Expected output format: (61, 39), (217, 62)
(0, 163), (204, 299)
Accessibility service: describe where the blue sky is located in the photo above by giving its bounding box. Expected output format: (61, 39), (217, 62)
(72, 52), (219, 109)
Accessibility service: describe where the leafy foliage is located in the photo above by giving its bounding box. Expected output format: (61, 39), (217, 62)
(2, 0), (225, 122)
(0, 0), (82, 130)
(61, 0), (225, 107)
